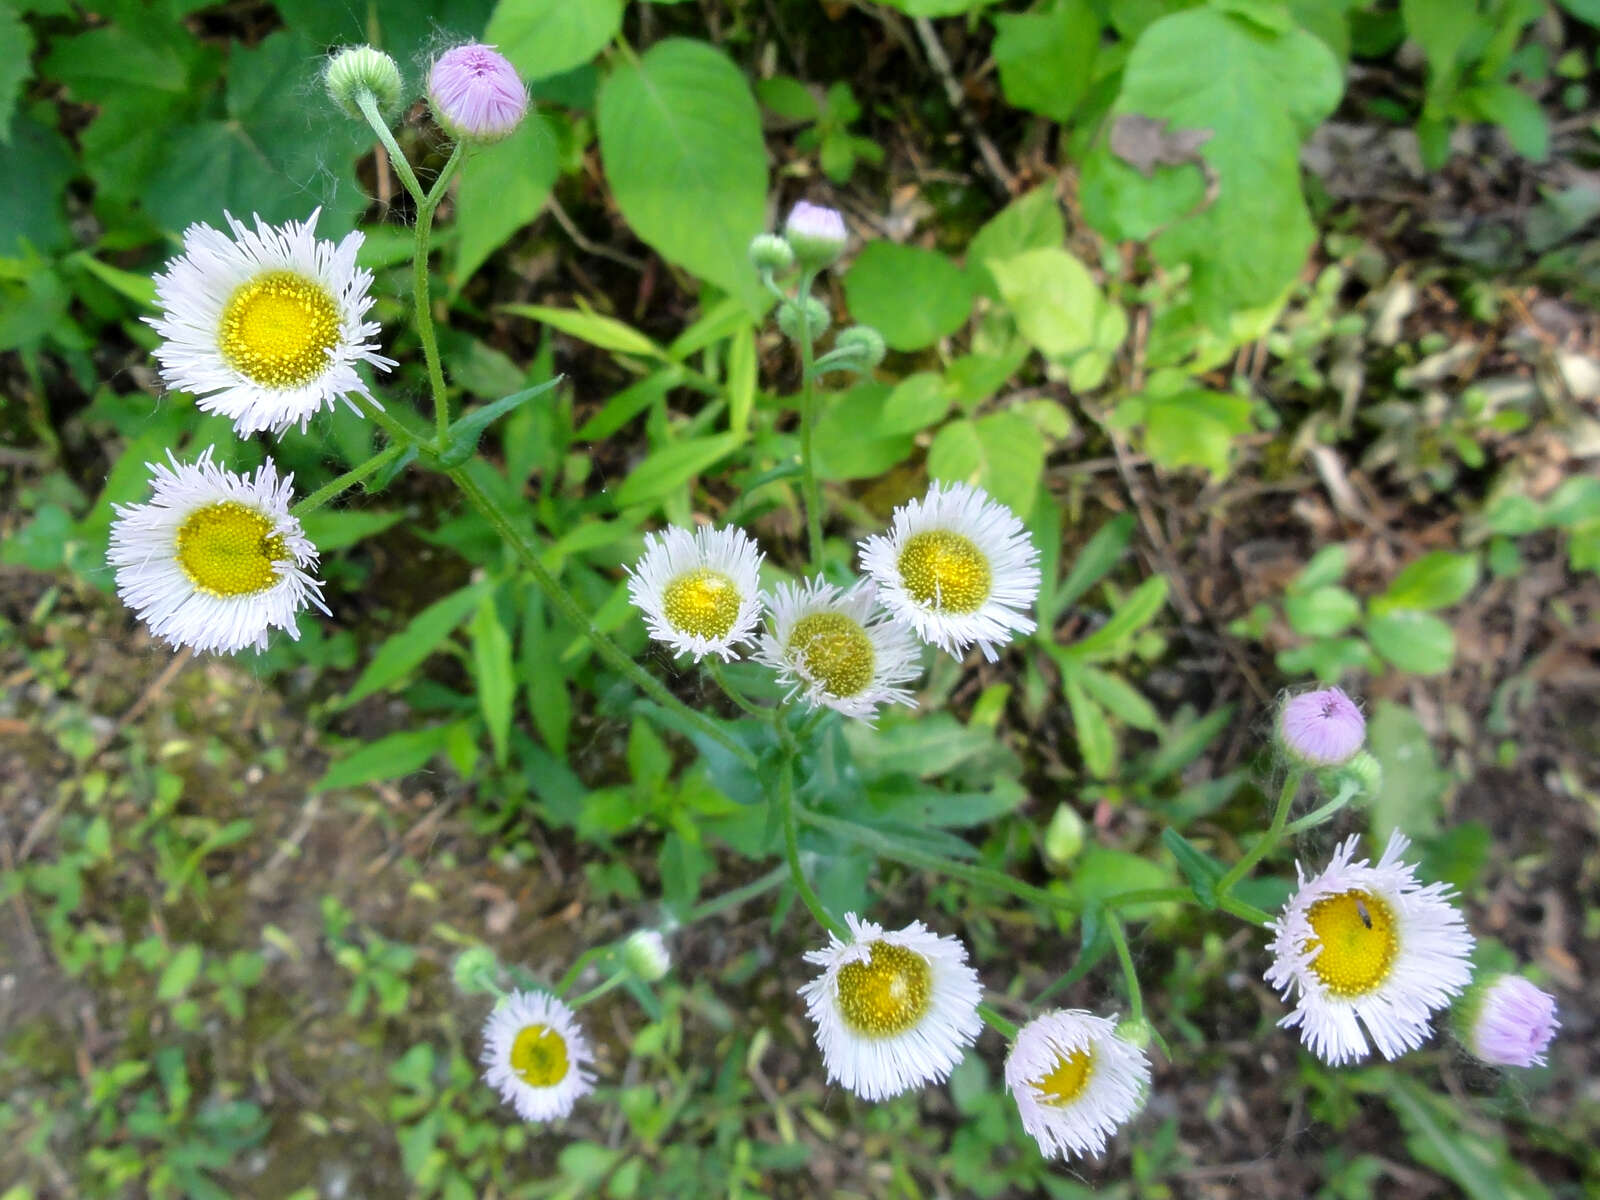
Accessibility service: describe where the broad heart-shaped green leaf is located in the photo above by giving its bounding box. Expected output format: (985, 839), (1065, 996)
(1371, 550), (1479, 615)
(988, 246), (1120, 362)
(597, 39), (767, 312)
(0, 5), (34, 142)
(1113, 387), (1254, 476)
(145, 32), (370, 235)
(487, 0), (623, 81)
(843, 242), (974, 351)
(0, 117), (74, 255)
(965, 182), (1065, 299)
(991, 0), (1100, 123)
(927, 412), (1045, 516)
(1366, 609), (1456, 676)
(1081, 8), (1342, 328)
(452, 114), (562, 290)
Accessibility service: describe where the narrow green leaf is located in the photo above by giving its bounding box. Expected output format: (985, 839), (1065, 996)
(470, 594), (514, 769)
(315, 725), (457, 791)
(1064, 576), (1168, 660)
(503, 303), (666, 359)
(1077, 665), (1161, 731)
(339, 582), (490, 709)
(613, 432), (743, 509)
(1160, 828), (1223, 908)
(1053, 513), (1135, 617)
(1064, 678), (1115, 778)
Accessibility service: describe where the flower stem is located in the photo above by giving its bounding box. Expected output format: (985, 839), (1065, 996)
(568, 972), (628, 1010)
(979, 1003), (1018, 1039)
(1282, 777), (1360, 837)
(793, 270), (825, 567)
(291, 443), (408, 518)
(413, 143), (464, 445)
(705, 659), (767, 719)
(445, 465), (758, 768)
(782, 758), (845, 938)
(681, 865), (788, 924)
(1215, 768), (1304, 898)
(1106, 916), (1143, 1024)
(555, 946), (608, 997)
(1219, 895), (1274, 928)
(356, 90), (426, 205)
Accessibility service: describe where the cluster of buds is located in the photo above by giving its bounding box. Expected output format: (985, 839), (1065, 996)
(750, 202), (884, 373)
(326, 41), (530, 143)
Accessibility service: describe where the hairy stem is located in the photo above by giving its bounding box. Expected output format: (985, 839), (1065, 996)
(412, 144), (464, 445)
(705, 659), (768, 719)
(794, 271), (825, 566)
(1106, 916), (1143, 1024)
(782, 759), (845, 937)
(1216, 769), (1305, 897)
(291, 443), (408, 518)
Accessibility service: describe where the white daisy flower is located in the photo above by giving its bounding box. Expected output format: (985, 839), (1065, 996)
(1265, 832), (1475, 1065)
(148, 208), (394, 437)
(625, 524), (764, 662)
(798, 913), (983, 1101)
(108, 448), (328, 655)
(753, 577), (921, 721)
(481, 989), (596, 1123)
(1004, 1010), (1151, 1161)
(858, 481), (1040, 662)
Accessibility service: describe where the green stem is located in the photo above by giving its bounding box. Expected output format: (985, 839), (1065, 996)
(705, 659), (767, 719)
(291, 443), (408, 518)
(356, 90), (426, 205)
(568, 972), (628, 1010)
(446, 466), (757, 768)
(356, 392), (426, 450)
(979, 1003), (1018, 1039)
(1216, 768), (1304, 898)
(555, 946), (608, 997)
(1219, 895), (1274, 928)
(682, 865), (788, 924)
(1282, 779), (1359, 837)
(793, 271), (825, 566)
(782, 759), (845, 937)
(1106, 916), (1143, 1024)
(410, 144), (465, 445)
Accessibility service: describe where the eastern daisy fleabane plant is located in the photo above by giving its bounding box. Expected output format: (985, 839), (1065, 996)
(798, 913), (983, 1101)
(148, 209), (393, 437)
(1265, 832), (1474, 1065)
(481, 989), (596, 1122)
(1458, 973), (1559, 1068)
(1279, 686), (1366, 767)
(859, 481), (1041, 662)
(626, 524), (764, 662)
(1004, 1010), (1151, 1161)
(428, 43), (528, 143)
(754, 577), (921, 721)
(108, 448), (327, 655)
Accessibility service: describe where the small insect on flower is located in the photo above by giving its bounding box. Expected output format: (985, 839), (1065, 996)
(481, 990), (596, 1123)
(428, 43), (528, 143)
(108, 448), (328, 655)
(1265, 832), (1475, 1065)
(1459, 973), (1559, 1069)
(148, 209), (393, 438)
(1004, 1010), (1151, 1161)
(754, 577), (921, 721)
(1278, 686), (1366, 767)
(798, 913), (983, 1102)
(858, 481), (1041, 662)
(626, 524), (764, 662)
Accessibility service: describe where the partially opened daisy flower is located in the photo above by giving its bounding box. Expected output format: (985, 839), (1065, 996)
(754, 577), (921, 721)
(858, 481), (1040, 662)
(108, 448), (327, 655)
(1265, 832), (1474, 1065)
(798, 913), (983, 1101)
(1004, 1010), (1151, 1161)
(148, 209), (393, 437)
(481, 990), (596, 1123)
(626, 525), (764, 662)
(1458, 972), (1559, 1068)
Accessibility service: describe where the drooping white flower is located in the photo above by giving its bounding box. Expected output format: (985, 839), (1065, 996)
(108, 448), (327, 655)
(1265, 832), (1475, 1065)
(625, 524), (764, 662)
(481, 989), (596, 1123)
(754, 577), (921, 721)
(798, 913), (983, 1102)
(1004, 1009), (1151, 1161)
(858, 481), (1040, 662)
(148, 209), (393, 437)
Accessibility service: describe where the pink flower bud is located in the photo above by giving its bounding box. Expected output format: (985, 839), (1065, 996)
(428, 43), (528, 144)
(1278, 686), (1365, 767)
(1467, 974), (1558, 1068)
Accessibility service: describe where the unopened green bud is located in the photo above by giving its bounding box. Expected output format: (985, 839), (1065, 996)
(776, 295), (830, 344)
(1116, 1016), (1155, 1050)
(784, 201), (847, 268)
(622, 930), (670, 982)
(833, 325), (886, 369)
(749, 233), (796, 274)
(326, 45), (404, 121)
(1042, 803), (1085, 869)
(1340, 750), (1382, 796)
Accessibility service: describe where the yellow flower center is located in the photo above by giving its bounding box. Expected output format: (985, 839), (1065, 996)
(661, 568), (741, 640)
(218, 269), (341, 389)
(509, 1022), (569, 1088)
(175, 501), (289, 597)
(1304, 889), (1398, 998)
(1032, 1044), (1095, 1107)
(788, 611), (875, 698)
(835, 941), (932, 1037)
(897, 530), (991, 613)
